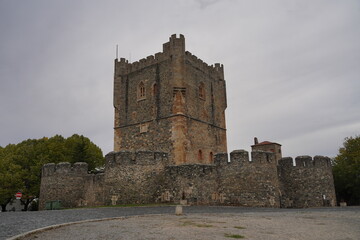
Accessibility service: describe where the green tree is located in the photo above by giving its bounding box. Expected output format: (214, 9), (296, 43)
(0, 134), (104, 211)
(10, 138), (51, 211)
(0, 144), (23, 211)
(65, 134), (104, 170)
(333, 136), (360, 205)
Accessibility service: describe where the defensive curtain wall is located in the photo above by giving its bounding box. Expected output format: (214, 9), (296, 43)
(278, 156), (336, 208)
(39, 150), (336, 209)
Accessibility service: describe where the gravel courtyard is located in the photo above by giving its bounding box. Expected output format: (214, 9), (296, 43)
(2, 206), (359, 240)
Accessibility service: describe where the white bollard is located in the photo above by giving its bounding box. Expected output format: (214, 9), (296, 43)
(175, 205), (183, 215)
(340, 202), (347, 207)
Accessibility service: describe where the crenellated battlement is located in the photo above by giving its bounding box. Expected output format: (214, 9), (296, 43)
(40, 150), (336, 209)
(42, 162), (89, 177)
(185, 51), (224, 80)
(105, 150), (169, 167)
(163, 33), (185, 54)
(214, 152), (229, 165)
(115, 50), (167, 75)
(104, 150), (276, 168)
(278, 155), (335, 208)
(115, 34), (185, 75)
(215, 150), (276, 166)
(115, 55), (162, 75)
(278, 155), (331, 169)
(114, 34), (224, 79)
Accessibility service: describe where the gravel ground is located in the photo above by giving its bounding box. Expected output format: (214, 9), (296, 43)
(2, 206), (360, 240)
(0, 206), (174, 240)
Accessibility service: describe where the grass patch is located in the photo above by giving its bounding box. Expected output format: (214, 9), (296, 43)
(302, 216), (316, 220)
(225, 233), (245, 239)
(181, 221), (194, 226)
(181, 221), (213, 228)
(195, 223), (213, 228)
(234, 226), (246, 229)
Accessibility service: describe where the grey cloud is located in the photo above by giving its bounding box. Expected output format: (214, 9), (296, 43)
(0, 0), (359, 157)
(195, 0), (220, 9)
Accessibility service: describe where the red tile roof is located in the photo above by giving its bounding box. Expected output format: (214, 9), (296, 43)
(251, 141), (281, 147)
(257, 141), (273, 145)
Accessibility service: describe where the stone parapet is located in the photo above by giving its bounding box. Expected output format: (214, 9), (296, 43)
(42, 162), (88, 176)
(105, 151), (168, 167)
(278, 155), (332, 169)
(114, 34), (224, 82)
(185, 51), (224, 80)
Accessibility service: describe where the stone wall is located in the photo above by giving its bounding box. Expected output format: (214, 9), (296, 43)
(278, 156), (336, 208)
(215, 150), (280, 207)
(113, 58), (173, 154)
(157, 150), (280, 207)
(163, 164), (219, 205)
(103, 151), (168, 205)
(39, 162), (104, 210)
(39, 151), (336, 209)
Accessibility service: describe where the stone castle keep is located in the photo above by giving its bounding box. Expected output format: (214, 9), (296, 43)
(113, 34), (227, 165)
(39, 34), (336, 209)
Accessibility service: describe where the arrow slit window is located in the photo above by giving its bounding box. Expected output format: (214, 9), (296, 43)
(199, 82), (205, 100)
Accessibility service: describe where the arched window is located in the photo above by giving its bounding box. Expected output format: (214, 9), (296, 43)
(152, 83), (157, 96)
(198, 82), (205, 100)
(137, 81), (145, 100)
(209, 152), (213, 162)
(198, 149), (203, 161)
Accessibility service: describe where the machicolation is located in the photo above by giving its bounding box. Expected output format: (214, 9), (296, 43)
(39, 34), (336, 209)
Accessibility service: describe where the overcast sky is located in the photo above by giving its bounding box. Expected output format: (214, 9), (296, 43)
(0, 0), (359, 158)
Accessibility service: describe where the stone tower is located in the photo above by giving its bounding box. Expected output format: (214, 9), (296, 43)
(251, 137), (282, 163)
(113, 34), (227, 165)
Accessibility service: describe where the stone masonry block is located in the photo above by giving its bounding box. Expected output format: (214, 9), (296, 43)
(230, 150), (249, 164)
(278, 157), (293, 168)
(295, 155), (312, 167)
(56, 162), (71, 174)
(314, 156), (330, 167)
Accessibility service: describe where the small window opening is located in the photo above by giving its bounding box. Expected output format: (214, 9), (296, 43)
(266, 153), (271, 163)
(198, 149), (203, 161)
(199, 82), (205, 100)
(152, 83), (157, 96)
(209, 152), (213, 162)
(138, 81), (146, 100)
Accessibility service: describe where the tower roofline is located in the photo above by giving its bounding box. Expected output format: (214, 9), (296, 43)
(251, 141), (282, 147)
(115, 34), (224, 77)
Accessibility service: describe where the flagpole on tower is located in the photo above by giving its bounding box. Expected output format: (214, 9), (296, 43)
(116, 44), (118, 60)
